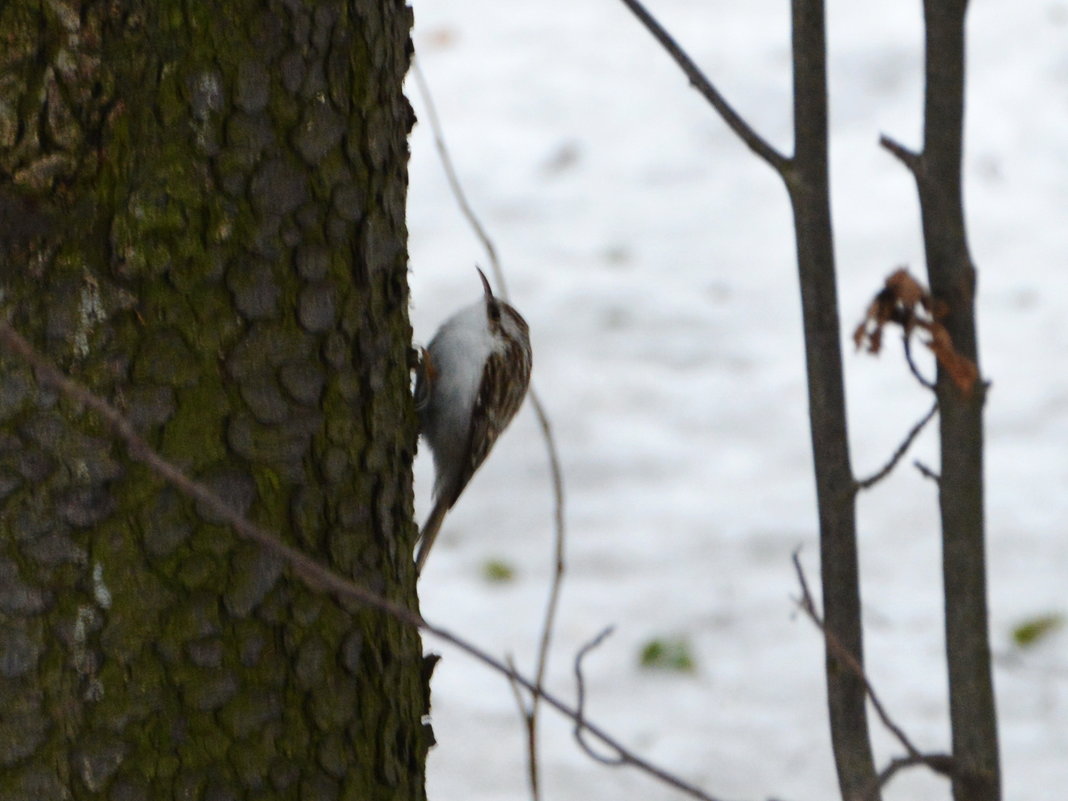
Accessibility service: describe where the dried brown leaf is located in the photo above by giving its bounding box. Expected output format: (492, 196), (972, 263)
(852, 319), (868, 351)
(855, 268), (929, 354)
(885, 268), (928, 311)
(925, 323), (979, 395)
(857, 267), (979, 394)
(854, 298), (888, 353)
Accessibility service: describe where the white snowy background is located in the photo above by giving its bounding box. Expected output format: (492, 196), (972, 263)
(404, 1), (1068, 799)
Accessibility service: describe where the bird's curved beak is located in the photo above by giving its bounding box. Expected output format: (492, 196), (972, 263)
(476, 266), (494, 299)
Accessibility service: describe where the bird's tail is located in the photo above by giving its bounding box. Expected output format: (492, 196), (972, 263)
(415, 495), (450, 575)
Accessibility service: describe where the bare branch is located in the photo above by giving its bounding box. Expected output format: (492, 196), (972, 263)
(854, 401), (938, 491)
(411, 56), (569, 801)
(0, 322), (725, 801)
(879, 134), (923, 176)
(914, 460), (941, 484)
(525, 389), (567, 794)
(616, 0), (791, 174)
(791, 550), (938, 763)
(573, 626), (624, 766)
(505, 654), (530, 716)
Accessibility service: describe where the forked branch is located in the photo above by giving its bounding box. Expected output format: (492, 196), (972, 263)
(879, 134), (922, 176)
(791, 551), (923, 758)
(792, 551), (957, 794)
(854, 400), (938, 492)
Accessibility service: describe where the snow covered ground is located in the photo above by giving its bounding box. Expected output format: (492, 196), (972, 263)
(404, 1), (1068, 799)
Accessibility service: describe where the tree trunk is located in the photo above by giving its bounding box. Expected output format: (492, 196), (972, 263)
(0, 2), (426, 800)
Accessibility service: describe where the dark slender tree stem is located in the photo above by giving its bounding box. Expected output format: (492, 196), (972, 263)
(788, 0), (879, 797)
(916, 2), (1000, 799)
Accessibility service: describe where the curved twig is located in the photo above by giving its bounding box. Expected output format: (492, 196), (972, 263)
(903, 333), (937, 391)
(573, 626), (624, 765)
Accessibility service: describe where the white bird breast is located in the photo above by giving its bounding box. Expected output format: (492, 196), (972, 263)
(423, 299), (498, 479)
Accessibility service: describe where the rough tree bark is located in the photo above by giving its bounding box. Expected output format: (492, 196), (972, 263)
(0, 2), (427, 800)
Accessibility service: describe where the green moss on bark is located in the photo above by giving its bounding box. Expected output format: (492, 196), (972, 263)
(0, 0), (423, 799)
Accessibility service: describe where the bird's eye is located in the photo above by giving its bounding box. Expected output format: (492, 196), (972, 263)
(487, 300), (501, 322)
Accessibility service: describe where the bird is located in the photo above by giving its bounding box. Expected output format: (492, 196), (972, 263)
(413, 268), (532, 574)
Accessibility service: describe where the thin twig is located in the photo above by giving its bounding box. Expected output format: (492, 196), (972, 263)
(617, 0), (791, 174)
(902, 333), (937, 391)
(573, 626), (624, 765)
(516, 387), (568, 798)
(411, 55), (569, 801)
(505, 652), (539, 796)
(914, 460), (941, 484)
(505, 656), (528, 713)
(854, 401), (938, 491)
(528, 397), (567, 704)
(791, 550), (933, 762)
(879, 134), (923, 176)
(0, 320), (723, 801)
